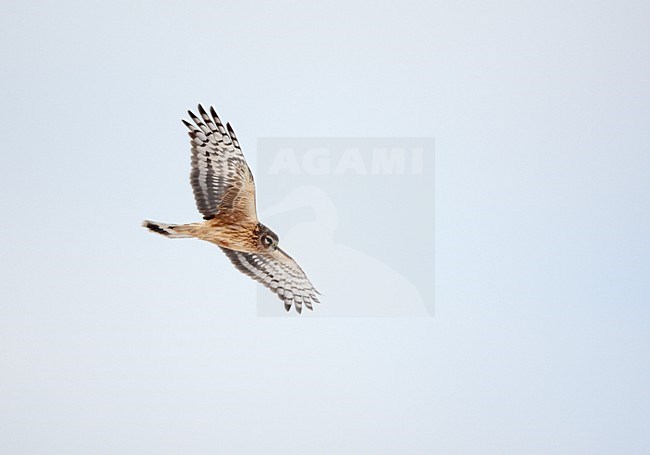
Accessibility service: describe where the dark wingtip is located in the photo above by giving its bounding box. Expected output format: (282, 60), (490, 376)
(198, 104), (208, 116)
(188, 110), (200, 123)
(284, 302), (291, 312)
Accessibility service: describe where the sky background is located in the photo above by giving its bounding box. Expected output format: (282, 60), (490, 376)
(1, 0), (649, 453)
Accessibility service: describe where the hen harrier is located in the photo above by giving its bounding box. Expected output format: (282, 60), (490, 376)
(143, 105), (319, 313)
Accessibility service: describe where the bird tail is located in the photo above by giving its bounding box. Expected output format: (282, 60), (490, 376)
(142, 220), (194, 238)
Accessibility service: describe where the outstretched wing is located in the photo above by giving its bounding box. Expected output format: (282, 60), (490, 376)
(221, 247), (320, 314)
(183, 105), (257, 221)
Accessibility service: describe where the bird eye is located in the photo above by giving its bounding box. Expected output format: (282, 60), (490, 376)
(263, 235), (273, 246)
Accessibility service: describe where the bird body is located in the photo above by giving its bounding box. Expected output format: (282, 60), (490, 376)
(143, 104), (319, 313)
(143, 218), (266, 252)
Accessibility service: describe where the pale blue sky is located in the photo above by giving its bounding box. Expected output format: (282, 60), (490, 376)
(1, 1), (649, 453)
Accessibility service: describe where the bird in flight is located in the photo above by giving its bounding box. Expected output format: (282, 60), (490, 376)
(143, 105), (319, 313)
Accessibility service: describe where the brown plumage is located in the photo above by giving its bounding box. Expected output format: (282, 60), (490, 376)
(143, 104), (319, 313)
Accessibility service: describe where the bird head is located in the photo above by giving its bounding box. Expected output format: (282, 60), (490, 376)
(257, 223), (279, 251)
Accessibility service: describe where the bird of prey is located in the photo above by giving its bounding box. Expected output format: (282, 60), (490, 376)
(143, 104), (319, 313)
